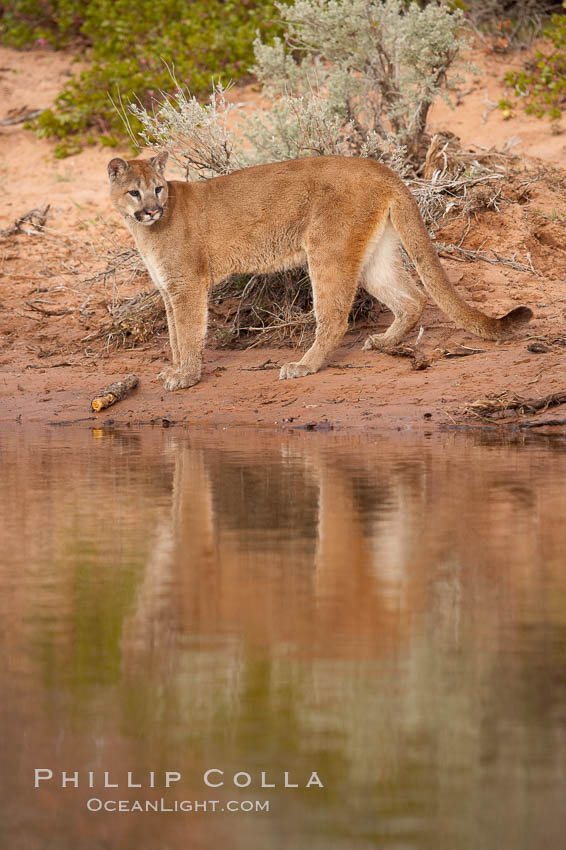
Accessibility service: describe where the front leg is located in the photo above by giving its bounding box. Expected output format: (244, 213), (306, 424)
(157, 288), (181, 382)
(162, 282), (209, 391)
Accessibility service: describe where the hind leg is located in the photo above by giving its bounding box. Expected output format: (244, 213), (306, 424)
(361, 223), (426, 351)
(362, 287), (426, 352)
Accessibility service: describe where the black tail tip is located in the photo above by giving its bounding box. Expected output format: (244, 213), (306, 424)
(501, 305), (533, 328)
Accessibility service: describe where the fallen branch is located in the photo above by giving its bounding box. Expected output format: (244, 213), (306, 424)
(463, 390), (566, 420)
(386, 344), (415, 358)
(441, 345), (486, 358)
(328, 363), (372, 370)
(91, 374), (139, 412)
(240, 359), (280, 371)
(0, 204), (50, 237)
(25, 301), (72, 317)
(26, 362), (73, 369)
(386, 344), (431, 370)
(516, 418), (566, 429)
(49, 417), (97, 426)
(527, 337), (566, 353)
(0, 108), (44, 126)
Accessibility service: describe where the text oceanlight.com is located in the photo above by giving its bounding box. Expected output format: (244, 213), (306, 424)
(86, 798), (270, 813)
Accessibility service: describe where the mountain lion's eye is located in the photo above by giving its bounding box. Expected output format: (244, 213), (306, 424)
(128, 190), (141, 199)
(155, 186), (164, 195)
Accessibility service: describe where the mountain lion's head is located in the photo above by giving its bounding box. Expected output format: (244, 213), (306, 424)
(108, 152), (169, 226)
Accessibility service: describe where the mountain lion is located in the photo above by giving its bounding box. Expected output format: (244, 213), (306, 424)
(108, 152), (532, 391)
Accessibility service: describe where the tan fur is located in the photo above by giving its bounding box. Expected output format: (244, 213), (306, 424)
(108, 153), (532, 391)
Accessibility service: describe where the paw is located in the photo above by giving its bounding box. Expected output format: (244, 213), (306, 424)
(362, 335), (390, 352)
(157, 366), (178, 382)
(162, 370), (200, 391)
(279, 361), (314, 380)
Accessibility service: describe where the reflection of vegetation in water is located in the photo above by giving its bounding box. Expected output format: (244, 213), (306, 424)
(235, 657), (303, 755)
(119, 650), (341, 836)
(72, 545), (145, 686)
(115, 622), (566, 847)
(120, 653), (307, 753)
(34, 540), (147, 692)
(23, 600), (566, 848)
(20, 433), (162, 705)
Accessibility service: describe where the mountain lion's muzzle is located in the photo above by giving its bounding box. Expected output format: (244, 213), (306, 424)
(135, 207), (163, 225)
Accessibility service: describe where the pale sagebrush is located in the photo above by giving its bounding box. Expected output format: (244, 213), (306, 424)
(252, 0), (466, 158)
(129, 80), (251, 180)
(131, 81), (410, 178)
(243, 90), (353, 160)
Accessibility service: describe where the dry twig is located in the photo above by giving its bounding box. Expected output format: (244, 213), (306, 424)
(435, 242), (539, 275)
(0, 107), (44, 126)
(0, 204), (50, 237)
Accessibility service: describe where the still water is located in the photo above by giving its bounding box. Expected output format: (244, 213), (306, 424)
(1, 425), (566, 850)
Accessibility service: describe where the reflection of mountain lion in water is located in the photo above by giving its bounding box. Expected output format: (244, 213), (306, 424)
(108, 152), (532, 391)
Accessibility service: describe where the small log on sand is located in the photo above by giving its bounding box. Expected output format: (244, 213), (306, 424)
(91, 374), (138, 412)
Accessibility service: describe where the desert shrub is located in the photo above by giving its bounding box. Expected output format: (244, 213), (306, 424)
(130, 80), (253, 180)
(0, 0), (282, 143)
(249, 0), (466, 161)
(501, 12), (566, 121)
(458, 0), (560, 50)
(132, 0), (468, 174)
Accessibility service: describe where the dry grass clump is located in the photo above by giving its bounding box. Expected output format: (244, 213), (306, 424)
(83, 289), (166, 346)
(408, 135), (533, 228)
(213, 270), (377, 348)
(81, 247), (145, 290)
(85, 267), (379, 350)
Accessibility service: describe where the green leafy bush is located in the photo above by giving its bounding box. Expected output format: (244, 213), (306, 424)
(1, 0), (282, 142)
(0, 0), (81, 47)
(502, 12), (566, 121)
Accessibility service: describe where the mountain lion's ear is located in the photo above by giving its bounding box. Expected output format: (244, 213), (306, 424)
(107, 158), (129, 180)
(150, 151), (168, 175)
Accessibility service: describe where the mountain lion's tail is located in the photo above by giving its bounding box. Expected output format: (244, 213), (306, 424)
(389, 188), (532, 341)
